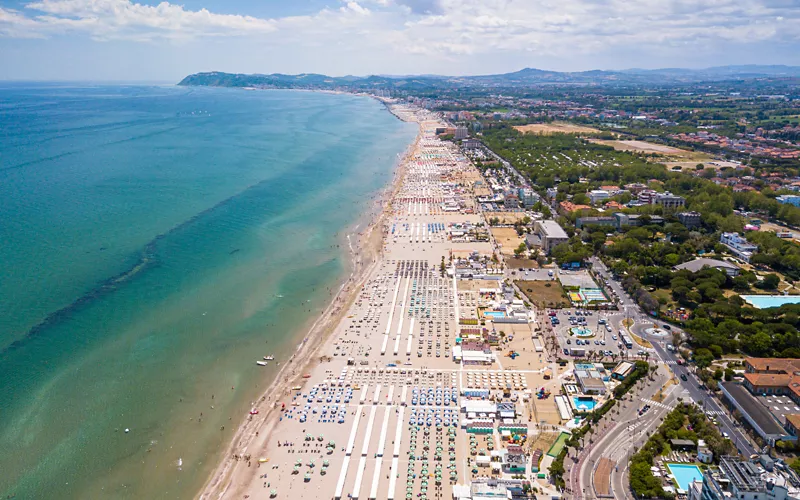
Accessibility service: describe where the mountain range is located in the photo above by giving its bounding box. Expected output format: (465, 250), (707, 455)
(178, 65), (800, 90)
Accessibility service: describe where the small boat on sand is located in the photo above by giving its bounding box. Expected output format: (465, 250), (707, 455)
(256, 361), (268, 366)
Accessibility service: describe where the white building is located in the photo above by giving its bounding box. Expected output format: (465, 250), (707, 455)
(689, 457), (800, 500)
(588, 190), (610, 204)
(533, 220), (569, 255)
(720, 232), (758, 263)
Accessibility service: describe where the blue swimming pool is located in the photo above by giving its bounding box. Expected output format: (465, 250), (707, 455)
(572, 396), (596, 411)
(741, 295), (800, 309)
(483, 311), (505, 318)
(667, 463), (703, 491)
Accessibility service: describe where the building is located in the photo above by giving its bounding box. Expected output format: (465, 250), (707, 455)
(461, 400), (498, 418)
(533, 220), (569, 255)
(678, 211), (703, 229)
(575, 216), (617, 230)
(720, 232), (758, 262)
(785, 414), (800, 437)
(654, 191), (686, 209)
(674, 258), (741, 277)
(501, 448), (527, 473)
(697, 440), (714, 464)
(454, 127), (469, 140)
(777, 195), (800, 207)
(720, 381), (795, 446)
(624, 182), (649, 194)
(742, 358), (800, 400)
(518, 188), (539, 208)
(611, 361), (635, 380)
(637, 189), (659, 204)
(468, 481), (513, 500)
(614, 212), (665, 227)
(688, 456), (800, 500)
(575, 368), (607, 395)
(588, 189), (610, 204)
(463, 138), (481, 150)
(558, 201), (592, 215)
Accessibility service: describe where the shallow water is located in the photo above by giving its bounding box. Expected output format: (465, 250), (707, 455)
(0, 84), (417, 499)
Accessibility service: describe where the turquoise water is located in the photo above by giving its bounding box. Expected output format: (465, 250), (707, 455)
(571, 327), (593, 337)
(572, 396), (596, 411)
(740, 295), (800, 309)
(0, 84), (417, 499)
(667, 463), (703, 491)
(483, 311), (505, 318)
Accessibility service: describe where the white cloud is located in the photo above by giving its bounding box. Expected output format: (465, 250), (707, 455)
(2, 0), (278, 40)
(0, 0), (799, 69)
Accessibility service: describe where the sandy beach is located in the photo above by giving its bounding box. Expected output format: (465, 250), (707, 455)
(197, 103), (566, 500)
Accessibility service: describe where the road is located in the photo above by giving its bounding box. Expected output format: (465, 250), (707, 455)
(591, 257), (758, 459)
(644, 339), (757, 458)
(569, 366), (671, 499)
(573, 257), (758, 499)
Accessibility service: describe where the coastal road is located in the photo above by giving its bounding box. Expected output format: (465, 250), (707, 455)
(645, 338), (757, 458)
(569, 367), (670, 499)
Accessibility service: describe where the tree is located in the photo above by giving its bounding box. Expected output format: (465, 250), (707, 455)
(758, 274), (780, 290)
(695, 348), (715, 369)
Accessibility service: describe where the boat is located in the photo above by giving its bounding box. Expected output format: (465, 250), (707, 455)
(256, 361), (268, 366)
(264, 355), (275, 361)
(250, 409), (259, 415)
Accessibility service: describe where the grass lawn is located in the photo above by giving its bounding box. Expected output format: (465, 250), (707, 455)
(516, 280), (570, 308)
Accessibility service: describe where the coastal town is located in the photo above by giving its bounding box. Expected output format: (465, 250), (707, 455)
(7, 0), (800, 497)
(199, 87), (800, 500)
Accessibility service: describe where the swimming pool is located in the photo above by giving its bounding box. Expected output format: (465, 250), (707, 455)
(740, 295), (800, 309)
(483, 311), (505, 318)
(667, 463), (703, 491)
(572, 396), (596, 411)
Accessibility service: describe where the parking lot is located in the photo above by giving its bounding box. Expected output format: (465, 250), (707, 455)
(544, 308), (645, 360)
(759, 394), (800, 425)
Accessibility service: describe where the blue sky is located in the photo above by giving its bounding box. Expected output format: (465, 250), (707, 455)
(1, 0), (799, 81)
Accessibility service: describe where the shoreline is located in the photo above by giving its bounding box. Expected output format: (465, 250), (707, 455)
(196, 105), (421, 500)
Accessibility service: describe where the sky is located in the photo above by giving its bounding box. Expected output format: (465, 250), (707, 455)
(0, 0), (799, 81)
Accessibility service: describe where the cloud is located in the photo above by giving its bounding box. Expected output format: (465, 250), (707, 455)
(2, 0), (278, 40)
(0, 0), (799, 69)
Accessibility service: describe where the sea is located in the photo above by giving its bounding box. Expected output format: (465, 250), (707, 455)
(0, 84), (418, 499)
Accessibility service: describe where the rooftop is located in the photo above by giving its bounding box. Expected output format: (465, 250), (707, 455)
(536, 220), (569, 239)
(674, 258), (739, 273)
(721, 382), (788, 438)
